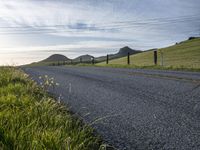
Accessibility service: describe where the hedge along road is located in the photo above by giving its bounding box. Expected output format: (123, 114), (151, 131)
(23, 66), (200, 150)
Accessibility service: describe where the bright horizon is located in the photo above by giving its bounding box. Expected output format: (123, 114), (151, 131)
(0, 0), (200, 65)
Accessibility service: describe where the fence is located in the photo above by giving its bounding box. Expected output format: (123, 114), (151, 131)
(50, 50), (159, 66)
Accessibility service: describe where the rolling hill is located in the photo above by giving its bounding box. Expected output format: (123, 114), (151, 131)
(73, 54), (94, 63)
(42, 54), (70, 62)
(98, 37), (200, 69)
(28, 54), (71, 66)
(95, 46), (141, 62)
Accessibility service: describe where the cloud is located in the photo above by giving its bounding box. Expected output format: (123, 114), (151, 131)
(0, 0), (199, 65)
(67, 22), (118, 32)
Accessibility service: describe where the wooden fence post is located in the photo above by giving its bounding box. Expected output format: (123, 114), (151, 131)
(127, 52), (130, 65)
(106, 55), (109, 64)
(154, 50), (157, 65)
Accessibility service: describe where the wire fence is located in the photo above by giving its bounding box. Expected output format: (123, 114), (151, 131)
(50, 50), (158, 66)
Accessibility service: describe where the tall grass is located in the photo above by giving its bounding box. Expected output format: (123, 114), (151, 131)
(0, 67), (101, 150)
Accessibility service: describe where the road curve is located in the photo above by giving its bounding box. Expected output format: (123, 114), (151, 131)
(23, 66), (200, 150)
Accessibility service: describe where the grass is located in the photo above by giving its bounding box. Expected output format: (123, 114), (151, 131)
(97, 38), (200, 70)
(95, 64), (200, 72)
(0, 67), (102, 150)
(26, 61), (67, 67)
(73, 63), (200, 72)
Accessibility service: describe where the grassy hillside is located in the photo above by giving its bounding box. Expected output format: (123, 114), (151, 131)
(73, 55), (94, 63)
(0, 67), (101, 149)
(27, 54), (71, 67)
(42, 54), (70, 62)
(98, 38), (200, 69)
(95, 46), (141, 63)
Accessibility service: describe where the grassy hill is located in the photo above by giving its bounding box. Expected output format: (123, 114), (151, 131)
(73, 54), (94, 63)
(98, 38), (200, 69)
(95, 46), (141, 62)
(28, 54), (71, 66)
(42, 54), (70, 62)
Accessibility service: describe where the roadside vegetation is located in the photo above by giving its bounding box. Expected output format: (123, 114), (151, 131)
(94, 64), (200, 72)
(0, 67), (101, 150)
(72, 63), (200, 72)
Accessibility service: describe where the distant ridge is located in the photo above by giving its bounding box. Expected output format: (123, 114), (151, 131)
(73, 54), (94, 62)
(96, 46), (141, 62)
(42, 54), (70, 62)
(117, 46), (141, 55)
(28, 46), (141, 66)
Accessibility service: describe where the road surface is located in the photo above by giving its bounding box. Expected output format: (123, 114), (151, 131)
(23, 66), (200, 150)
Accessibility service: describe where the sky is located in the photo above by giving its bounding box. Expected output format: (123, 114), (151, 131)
(0, 0), (200, 65)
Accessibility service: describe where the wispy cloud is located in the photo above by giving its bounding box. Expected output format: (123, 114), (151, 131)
(0, 0), (199, 65)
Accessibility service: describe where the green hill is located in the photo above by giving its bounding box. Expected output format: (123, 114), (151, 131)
(73, 54), (94, 63)
(42, 54), (70, 62)
(28, 54), (71, 66)
(95, 46), (141, 62)
(98, 38), (200, 69)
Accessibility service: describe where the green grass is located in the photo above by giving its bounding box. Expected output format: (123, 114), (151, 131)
(94, 64), (200, 72)
(0, 67), (101, 150)
(98, 38), (200, 70)
(26, 61), (67, 67)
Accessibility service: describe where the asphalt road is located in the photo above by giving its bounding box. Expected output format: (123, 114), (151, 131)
(23, 66), (200, 150)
